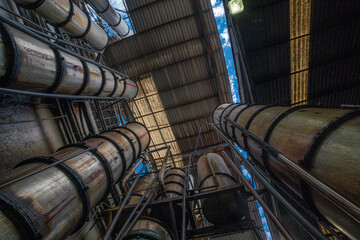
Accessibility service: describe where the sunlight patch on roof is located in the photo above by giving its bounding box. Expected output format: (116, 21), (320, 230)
(290, 0), (311, 105)
(132, 74), (182, 169)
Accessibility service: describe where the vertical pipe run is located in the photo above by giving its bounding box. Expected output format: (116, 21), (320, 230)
(0, 122), (150, 240)
(213, 103), (360, 239)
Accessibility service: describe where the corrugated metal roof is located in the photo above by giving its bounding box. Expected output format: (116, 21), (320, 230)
(103, 0), (232, 167)
(210, 230), (258, 240)
(231, 0), (360, 107)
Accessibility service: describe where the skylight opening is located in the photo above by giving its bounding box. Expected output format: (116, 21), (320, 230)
(211, 1), (272, 239)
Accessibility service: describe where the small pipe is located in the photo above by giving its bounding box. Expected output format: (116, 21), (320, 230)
(0, 142), (103, 188)
(121, 158), (144, 191)
(209, 123), (328, 240)
(0, 88), (128, 101)
(0, 115), (66, 125)
(56, 99), (75, 143)
(103, 164), (146, 240)
(225, 116), (360, 224)
(221, 151), (294, 240)
(158, 146), (171, 192)
(116, 174), (159, 239)
(182, 125), (203, 240)
(0, 5), (59, 37)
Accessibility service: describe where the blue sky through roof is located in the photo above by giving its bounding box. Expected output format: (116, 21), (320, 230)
(210, 0), (272, 239)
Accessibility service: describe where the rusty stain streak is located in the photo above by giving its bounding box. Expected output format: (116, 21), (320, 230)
(47, 195), (77, 222)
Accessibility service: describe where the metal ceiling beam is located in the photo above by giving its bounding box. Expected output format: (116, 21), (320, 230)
(150, 129), (215, 148)
(191, 0), (225, 103)
(129, 48), (223, 79)
(135, 77), (215, 101)
(253, 50), (360, 86)
(153, 142), (228, 162)
(134, 95), (219, 119)
(112, 33), (217, 67)
(129, 8), (211, 35)
(248, 17), (360, 54)
(148, 114), (212, 132)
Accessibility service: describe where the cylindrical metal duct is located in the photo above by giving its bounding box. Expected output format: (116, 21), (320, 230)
(159, 167), (186, 199)
(127, 174), (158, 206)
(214, 103), (360, 239)
(14, 0), (108, 50)
(86, 0), (132, 38)
(124, 217), (173, 240)
(0, 122), (150, 240)
(0, 23), (138, 99)
(197, 153), (248, 225)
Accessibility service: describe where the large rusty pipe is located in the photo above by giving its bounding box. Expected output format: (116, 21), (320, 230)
(86, 0), (132, 38)
(0, 22), (138, 99)
(0, 122), (150, 240)
(213, 103), (360, 239)
(13, 0), (108, 50)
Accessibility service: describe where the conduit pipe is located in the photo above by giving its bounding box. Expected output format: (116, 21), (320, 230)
(0, 122), (150, 240)
(158, 146), (171, 192)
(13, 0), (108, 50)
(86, 0), (132, 38)
(0, 22), (138, 99)
(213, 103), (360, 239)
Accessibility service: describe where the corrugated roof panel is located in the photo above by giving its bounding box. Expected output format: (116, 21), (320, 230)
(129, 0), (195, 32)
(210, 230), (258, 240)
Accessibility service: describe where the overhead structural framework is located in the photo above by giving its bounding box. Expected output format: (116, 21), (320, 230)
(213, 103), (360, 239)
(86, 0), (133, 38)
(0, 22), (137, 100)
(0, 122), (150, 240)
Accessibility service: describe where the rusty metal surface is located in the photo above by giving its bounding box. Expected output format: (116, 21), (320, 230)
(6, 26), (57, 92)
(214, 104), (360, 239)
(127, 174), (158, 206)
(0, 122), (150, 239)
(0, 95), (66, 172)
(0, 24), (136, 98)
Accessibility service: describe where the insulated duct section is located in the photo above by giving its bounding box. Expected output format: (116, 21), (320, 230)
(213, 103), (360, 239)
(86, 0), (132, 38)
(0, 122), (150, 240)
(13, 0), (108, 50)
(197, 153), (247, 226)
(0, 23), (138, 99)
